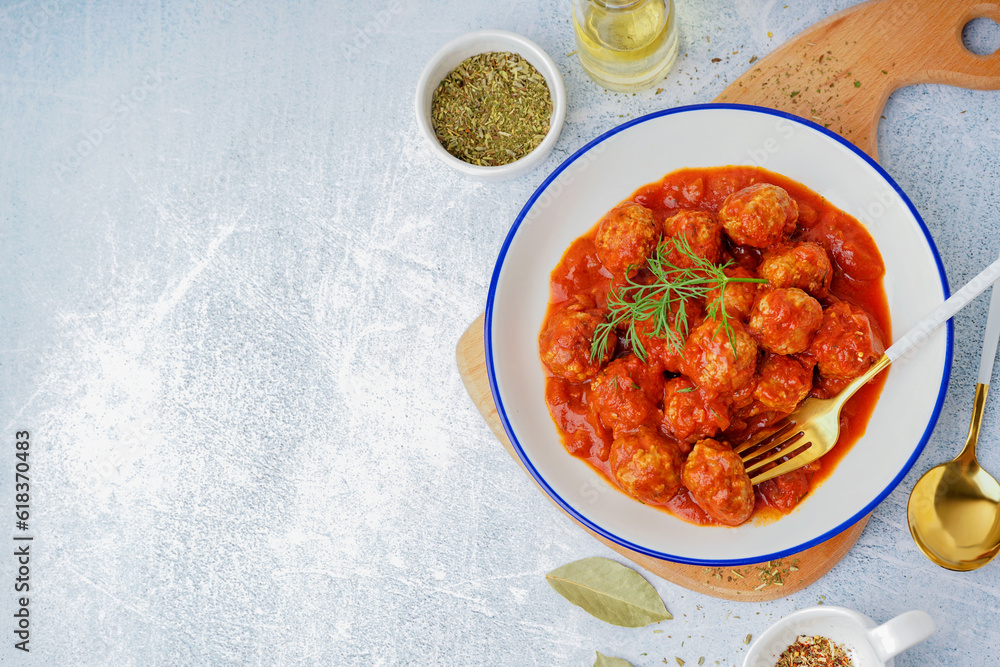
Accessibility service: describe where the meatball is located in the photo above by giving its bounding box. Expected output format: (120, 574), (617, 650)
(824, 224), (884, 282)
(590, 355), (661, 434)
(753, 354), (813, 414)
(705, 265), (761, 322)
(680, 318), (758, 396)
(807, 301), (884, 379)
(718, 183), (798, 248)
(595, 201), (659, 275)
(610, 425), (685, 505)
(632, 297), (704, 374)
(663, 209), (723, 268)
(661, 377), (731, 443)
(748, 288), (823, 355)
(682, 438), (755, 526)
(539, 295), (615, 381)
(758, 461), (820, 512)
(758, 242), (832, 298)
(810, 373), (853, 400)
(634, 319), (682, 375)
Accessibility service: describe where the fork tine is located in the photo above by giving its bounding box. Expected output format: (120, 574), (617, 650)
(743, 434), (808, 478)
(748, 444), (824, 485)
(731, 419), (794, 456)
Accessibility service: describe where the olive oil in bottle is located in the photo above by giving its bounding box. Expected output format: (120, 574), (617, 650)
(573, 0), (679, 93)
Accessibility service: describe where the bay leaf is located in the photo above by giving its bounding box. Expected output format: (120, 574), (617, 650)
(545, 557), (672, 627)
(594, 651), (633, 667)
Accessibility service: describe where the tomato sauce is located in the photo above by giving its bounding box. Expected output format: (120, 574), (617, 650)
(541, 166), (890, 526)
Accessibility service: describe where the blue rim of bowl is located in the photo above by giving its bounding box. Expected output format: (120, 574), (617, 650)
(485, 102), (953, 566)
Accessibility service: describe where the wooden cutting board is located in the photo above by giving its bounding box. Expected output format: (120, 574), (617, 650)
(456, 0), (1000, 601)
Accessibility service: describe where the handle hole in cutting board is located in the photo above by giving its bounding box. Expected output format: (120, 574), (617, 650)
(962, 16), (1000, 56)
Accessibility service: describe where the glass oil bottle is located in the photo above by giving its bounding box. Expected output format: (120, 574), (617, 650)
(573, 0), (680, 93)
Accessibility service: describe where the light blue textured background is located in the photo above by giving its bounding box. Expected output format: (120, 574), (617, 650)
(1, 0), (999, 665)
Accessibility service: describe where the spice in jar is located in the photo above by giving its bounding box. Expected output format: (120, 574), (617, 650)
(775, 635), (854, 666)
(431, 52), (552, 167)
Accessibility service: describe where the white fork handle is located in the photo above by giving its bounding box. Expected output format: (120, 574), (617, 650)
(978, 254), (1000, 386)
(886, 256), (1000, 363)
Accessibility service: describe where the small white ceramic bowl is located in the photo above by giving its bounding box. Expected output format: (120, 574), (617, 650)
(743, 606), (935, 667)
(486, 104), (952, 565)
(414, 30), (567, 182)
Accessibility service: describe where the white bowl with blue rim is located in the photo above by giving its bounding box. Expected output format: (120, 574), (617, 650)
(485, 103), (951, 565)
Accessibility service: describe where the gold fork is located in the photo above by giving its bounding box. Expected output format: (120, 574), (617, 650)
(735, 256), (1000, 485)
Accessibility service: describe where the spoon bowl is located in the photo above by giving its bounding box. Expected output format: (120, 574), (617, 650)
(908, 386), (1000, 571)
(908, 268), (1000, 571)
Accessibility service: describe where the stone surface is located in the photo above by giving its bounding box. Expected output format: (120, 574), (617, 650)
(1, 0), (999, 664)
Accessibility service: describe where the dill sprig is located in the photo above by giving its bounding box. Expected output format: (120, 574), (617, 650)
(590, 236), (766, 363)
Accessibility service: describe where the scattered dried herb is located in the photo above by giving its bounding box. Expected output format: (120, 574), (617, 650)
(756, 560), (792, 588)
(701, 559), (799, 588)
(595, 651), (633, 667)
(775, 635), (854, 666)
(546, 557), (672, 627)
(431, 52), (552, 167)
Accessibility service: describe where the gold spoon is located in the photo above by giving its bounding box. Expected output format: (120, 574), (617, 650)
(908, 266), (1000, 571)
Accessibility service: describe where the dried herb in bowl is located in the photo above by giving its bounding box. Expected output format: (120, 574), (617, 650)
(775, 635), (854, 666)
(431, 52), (552, 167)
